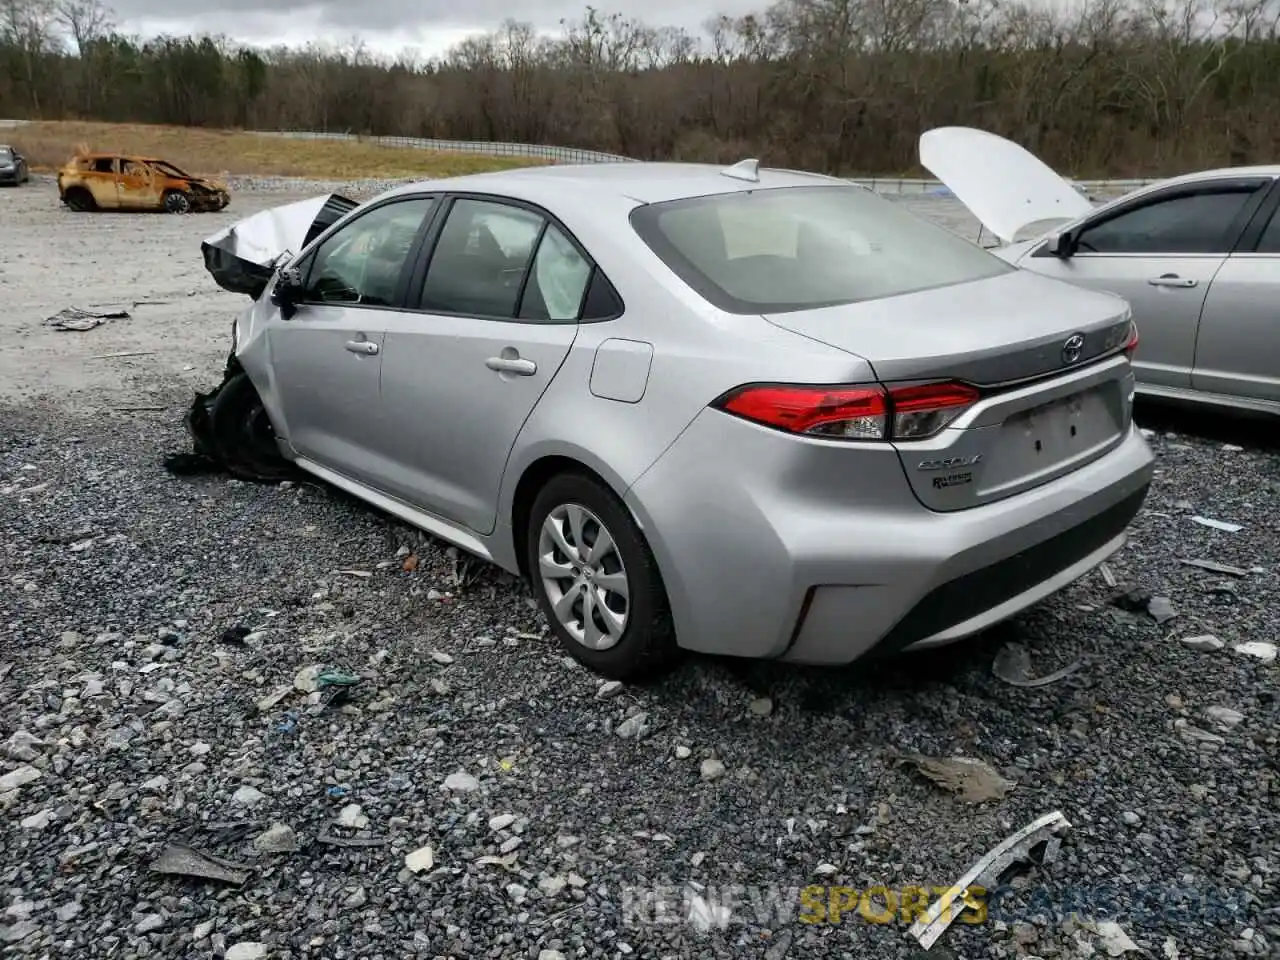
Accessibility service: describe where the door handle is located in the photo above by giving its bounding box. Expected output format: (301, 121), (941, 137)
(485, 356), (537, 376)
(344, 339), (379, 355)
(1147, 275), (1197, 288)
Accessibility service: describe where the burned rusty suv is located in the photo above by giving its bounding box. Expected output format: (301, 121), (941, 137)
(57, 152), (230, 213)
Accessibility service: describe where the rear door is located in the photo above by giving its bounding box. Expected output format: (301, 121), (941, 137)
(1020, 178), (1270, 390)
(373, 194), (589, 534)
(85, 157), (120, 208)
(1191, 179), (1280, 405)
(267, 194), (439, 485)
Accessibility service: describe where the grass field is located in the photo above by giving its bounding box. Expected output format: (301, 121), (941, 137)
(9, 121), (548, 179)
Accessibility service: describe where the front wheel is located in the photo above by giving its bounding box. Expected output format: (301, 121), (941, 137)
(205, 372), (296, 482)
(163, 190), (191, 214)
(526, 473), (679, 681)
(64, 188), (95, 211)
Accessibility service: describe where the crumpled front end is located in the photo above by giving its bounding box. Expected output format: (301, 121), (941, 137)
(200, 193), (358, 298)
(167, 193), (359, 481)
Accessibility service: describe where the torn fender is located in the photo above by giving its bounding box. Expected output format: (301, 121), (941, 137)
(919, 127), (1093, 245)
(201, 193), (358, 298)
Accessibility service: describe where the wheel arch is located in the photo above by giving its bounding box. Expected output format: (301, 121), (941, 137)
(509, 453), (643, 581)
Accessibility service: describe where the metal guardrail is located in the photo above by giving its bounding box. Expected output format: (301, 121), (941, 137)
(250, 129), (636, 166)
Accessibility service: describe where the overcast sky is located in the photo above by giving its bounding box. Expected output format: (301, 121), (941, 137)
(111, 0), (767, 59)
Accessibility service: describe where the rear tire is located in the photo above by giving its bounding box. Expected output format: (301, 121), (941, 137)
(64, 188), (95, 211)
(206, 372), (296, 483)
(526, 472), (680, 681)
(163, 190), (191, 214)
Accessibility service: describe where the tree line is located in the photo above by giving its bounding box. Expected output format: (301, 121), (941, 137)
(3, 0), (1280, 176)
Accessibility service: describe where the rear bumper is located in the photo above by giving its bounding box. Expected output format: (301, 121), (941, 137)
(624, 411), (1154, 665)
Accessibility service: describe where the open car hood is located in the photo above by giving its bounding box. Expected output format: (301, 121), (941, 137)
(919, 127), (1093, 245)
(201, 193), (357, 298)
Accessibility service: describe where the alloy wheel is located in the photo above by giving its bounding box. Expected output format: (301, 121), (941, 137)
(537, 503), (630, 651)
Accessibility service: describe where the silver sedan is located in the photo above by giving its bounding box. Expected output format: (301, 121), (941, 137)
(922, 126), (1280, 417)
(195, 160), (1154, 680)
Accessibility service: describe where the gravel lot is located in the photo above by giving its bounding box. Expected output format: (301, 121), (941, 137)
(1, 176), (1278, 960)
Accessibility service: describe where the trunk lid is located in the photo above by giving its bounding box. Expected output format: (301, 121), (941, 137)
(918, 126), (1092, 244)
(764, 269), (1136, 511)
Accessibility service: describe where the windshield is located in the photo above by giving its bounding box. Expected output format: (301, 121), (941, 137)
(152, 161), (192, 178)
(629, 184), (1013, 314)
(0, 148), (12, 161)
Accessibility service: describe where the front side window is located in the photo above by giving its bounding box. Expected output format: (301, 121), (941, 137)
(1075, 187), (1259, 255)
(302, 197), (435, 307)
(629, 184), (1012, 313)
(420, 198), (546, 318)
(92, 158), (115, 173)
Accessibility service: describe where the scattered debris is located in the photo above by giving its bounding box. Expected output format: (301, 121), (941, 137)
(1234, 641), (1277, 663)
(476, 852), (520, 870)
(336, 804), (369, 829)
(1205, 706), (1244, 730)
(405, 845), (435, 873)
(149, 843), (251, 886)
(896, 753), (1015, 804)
(252, 823), (299, 854)
(908, 811), (1069, 950)
(992, 642), (1083, 687)
(1109, 586), (1177, 623)
(402, 553), (419, 572)
(1147, 596), (1178, 624)
(444, 771), (480, 793)
(1190, 516), (1242, 533)
(700, 756), (726, 781)
(1082, 919), (1142, 956)
(748, 696), (775, 716)
(1179, 558), (1248, 577)
(44, 306), (130, 331)
(1099, 561), (1118, 587)
(1180, 634), (1225, 652)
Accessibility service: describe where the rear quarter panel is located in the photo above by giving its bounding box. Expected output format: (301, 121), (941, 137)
(492, 187), (874, 568)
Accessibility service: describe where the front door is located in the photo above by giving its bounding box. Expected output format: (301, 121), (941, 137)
(1023, 179), (1269, 390)
(375, 196), (593, 534)
(267, 195), (438, 486)
(117, 159), (160, 210)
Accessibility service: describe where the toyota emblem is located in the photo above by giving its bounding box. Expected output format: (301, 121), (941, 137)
(1061, 333), (1086, 365)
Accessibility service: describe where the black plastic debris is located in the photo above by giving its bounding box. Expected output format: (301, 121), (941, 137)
(220, 625), (252, 645)
(149, 843), (251, 886)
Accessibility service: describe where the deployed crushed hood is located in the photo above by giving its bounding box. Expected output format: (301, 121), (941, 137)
(202, 193), (357, 298)
(919, 127), (1093, 245)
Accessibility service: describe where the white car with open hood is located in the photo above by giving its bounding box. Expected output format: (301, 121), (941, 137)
(921, 126), (1280, 417)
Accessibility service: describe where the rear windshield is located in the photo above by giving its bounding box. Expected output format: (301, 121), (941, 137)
(629, 184), (1012, 314)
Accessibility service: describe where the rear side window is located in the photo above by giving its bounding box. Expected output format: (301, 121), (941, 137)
(629, 184), (1012, 314)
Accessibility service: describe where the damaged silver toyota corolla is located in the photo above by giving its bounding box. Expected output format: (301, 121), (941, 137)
(182, 162), (1155, 681)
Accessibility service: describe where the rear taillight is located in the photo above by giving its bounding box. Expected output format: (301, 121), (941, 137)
(714, 381), (980, 441)
(1123, 321), (1140, 360)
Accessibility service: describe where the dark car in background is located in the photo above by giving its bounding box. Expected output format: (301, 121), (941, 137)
(0, 145), (30, 185)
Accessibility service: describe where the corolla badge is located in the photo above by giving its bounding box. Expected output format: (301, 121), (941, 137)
(917, 454), (983, 471)
(1061, 333), (1086, 364)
